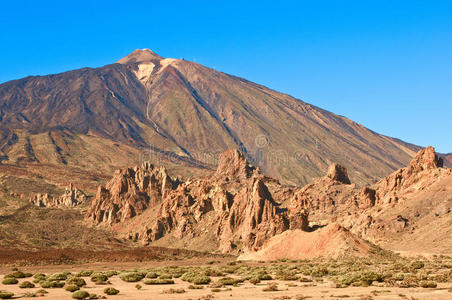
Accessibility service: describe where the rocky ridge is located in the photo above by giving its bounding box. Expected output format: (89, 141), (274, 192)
(285, 146), (452, 254)
(87, 150), (308, 252)
(30, 183), (87, 208)
(86, 146), (452, 256)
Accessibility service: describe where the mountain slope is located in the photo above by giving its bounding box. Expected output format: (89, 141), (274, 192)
(0, 49), (421, 188)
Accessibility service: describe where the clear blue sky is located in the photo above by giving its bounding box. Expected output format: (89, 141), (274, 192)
(1, 0), (451, 153)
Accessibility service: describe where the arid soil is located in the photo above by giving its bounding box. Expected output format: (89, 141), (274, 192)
(0, 259), (450, 300)
(81, 147), (452, 260)
(0, 247), (229, 266)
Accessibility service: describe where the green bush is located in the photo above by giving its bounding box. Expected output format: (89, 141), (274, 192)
(146, 272), (158, 279)
(5, 271), (26, 278)
(217, 277), (244, 285)
(419, 280), (437, 288)
(188, 285), (204, 289)
(90, 273), (108, 283)
(76, 270), (93, 277)
(192, 275), (211, 285)
(276, 273), (299, 281)
(104, 287), (119, 295)
(158, 274), (172, 279)
(119, 272), (144, 282)
(0, 292), (14, 299)
(181, 272), (196, 282)
(67, 277), (87, 287)
(310, 266), (328, 277)
(204, 268), (223, 277)
(411, 261), (425, 270)
(392, 273), (406, 281)
(360, 271), (384, 286)
(19, 281), (35, 288)
(333, 272), (361, 287)
(104, 271), (118, 277)
(397, 277), (419, 288)
(143, 279), (174, 285)
(259, 274), (273, 280)
(1, 278), (18, 285)
(65, 285), (80, 292)
(48, 272), (68, 281)
(72, 290), (90, 299)
(40, 280), (65, 288)
(33, 273), (47, 282)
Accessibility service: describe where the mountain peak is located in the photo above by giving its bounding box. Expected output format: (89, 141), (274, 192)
(117, 49), (163, 64)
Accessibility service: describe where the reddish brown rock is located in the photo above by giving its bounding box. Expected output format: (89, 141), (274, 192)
(30, 183), (87, 208)
(87, 149), (308, 253)
(373, 146), (446, 204)
(238, 223), (375, 261)
(87, 162), (179, 224)
(326, 163), (351, 184)
(86, 146), (452, 256)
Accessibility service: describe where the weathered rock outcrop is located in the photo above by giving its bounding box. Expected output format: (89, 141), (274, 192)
(248, 146), (452, 259)
(87, 149), (308, 253)
(87, 162), (180, 224)
(86, 146), (451, 256)
(374, 146), (445, 204)
(287, 146), (452, 255)
(238, 223), (375, 261)
(326, 163), (351, 184)
(30, 183), (87, 208)
(288, 163), (362, 222)
(288, 147), (449, 221)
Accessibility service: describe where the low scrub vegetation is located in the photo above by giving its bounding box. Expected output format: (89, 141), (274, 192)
(40, 280), (65, 288)
(143, 279), (175, 285)
(65, 285), (80, 292)
(0, 292), (14, 299)
(19, 281), (35, 288)
(72, 290), (90, 299)
(119, 272), (144, 282)
(0, 256), (449, 298)
(104, 287), (120, 295)
(67, 276), (87, 287)
(1, 278), (17, 285)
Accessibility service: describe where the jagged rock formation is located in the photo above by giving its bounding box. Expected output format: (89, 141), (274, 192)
(326, 163), (351, 184)
(240, 146), (451, 259)
(373, 146), (444, 204)
(87, 149), (308, 252)
(288, 162), (361, 221)
(87, 163), (180, 224)
(86, 146), (451, 256)
(288, 146), (452, 255)
(30, 183), (87, 208)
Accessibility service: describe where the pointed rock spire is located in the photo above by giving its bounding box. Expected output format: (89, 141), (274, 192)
(326, 163), (351, 184)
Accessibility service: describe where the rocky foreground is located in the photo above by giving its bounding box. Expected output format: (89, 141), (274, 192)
(85, 146), (451, 259)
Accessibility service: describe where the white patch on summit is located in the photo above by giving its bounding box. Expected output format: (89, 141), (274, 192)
(134, 62), (155, 84)
(157, 58), (179, 73)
